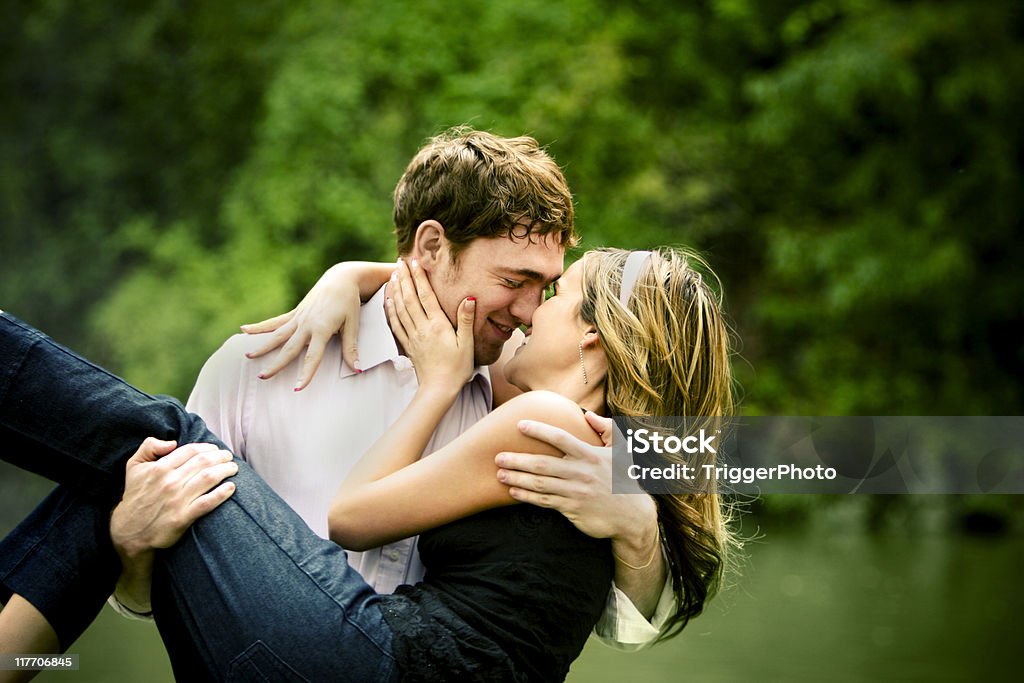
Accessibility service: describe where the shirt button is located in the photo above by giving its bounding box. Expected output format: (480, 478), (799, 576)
(386, 549), (401, 562)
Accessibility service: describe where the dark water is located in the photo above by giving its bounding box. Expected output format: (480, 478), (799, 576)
(568, 523), (1022, 682)
(16, 522), (1017, 682)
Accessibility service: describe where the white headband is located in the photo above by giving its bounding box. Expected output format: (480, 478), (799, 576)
(618, 251), (652, 308)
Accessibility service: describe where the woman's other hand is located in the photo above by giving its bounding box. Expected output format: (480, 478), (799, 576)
(386, 258), (476, 391)
(495, 411), (653, 541)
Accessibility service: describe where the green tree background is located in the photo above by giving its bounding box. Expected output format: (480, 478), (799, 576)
(1, 1), (1021, 680)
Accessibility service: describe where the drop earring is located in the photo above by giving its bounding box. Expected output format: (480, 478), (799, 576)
(578, 341), (589, 385)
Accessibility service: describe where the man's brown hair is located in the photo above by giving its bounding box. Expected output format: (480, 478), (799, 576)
(393, 126), (578, 258)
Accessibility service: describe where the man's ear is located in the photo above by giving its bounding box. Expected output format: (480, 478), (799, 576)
(410, 220), (447, 269)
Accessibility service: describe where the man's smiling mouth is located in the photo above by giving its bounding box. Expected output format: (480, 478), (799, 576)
(488, 320), (515, 337)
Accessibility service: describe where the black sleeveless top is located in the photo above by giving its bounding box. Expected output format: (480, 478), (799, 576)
(378, 504), (614, 682)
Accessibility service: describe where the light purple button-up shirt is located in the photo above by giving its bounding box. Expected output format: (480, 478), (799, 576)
(187, 285), (492, 592)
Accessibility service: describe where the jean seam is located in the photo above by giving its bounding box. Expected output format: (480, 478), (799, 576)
(158, 551), (222, 677)
(221, 496), (395, 659)
(0, 315), (43, 409)
(228, 640), (311, 682)
(2, 313), (161, 408)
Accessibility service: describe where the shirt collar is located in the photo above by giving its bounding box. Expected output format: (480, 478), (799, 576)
(339, 285), (401, 379)
(339, 285), (494, 397)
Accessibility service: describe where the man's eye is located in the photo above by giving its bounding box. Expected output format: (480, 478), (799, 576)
(503, 279), (525, 289)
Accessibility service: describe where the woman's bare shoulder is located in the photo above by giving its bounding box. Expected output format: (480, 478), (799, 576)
(486, 390), (602, 449)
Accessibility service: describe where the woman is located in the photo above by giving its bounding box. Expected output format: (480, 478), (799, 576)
(0, 247), (735, 681)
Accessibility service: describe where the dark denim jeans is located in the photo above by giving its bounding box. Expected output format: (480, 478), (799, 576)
(0, 313), (397, 681)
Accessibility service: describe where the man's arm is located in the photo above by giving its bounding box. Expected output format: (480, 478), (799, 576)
(494, 412), (675, 649)
(110, 439), (237, 616)
(109, 332), (257, 619)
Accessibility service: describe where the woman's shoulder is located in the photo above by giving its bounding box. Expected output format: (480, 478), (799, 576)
(486, 391), (602, 448)
(495, 389), (580, 417)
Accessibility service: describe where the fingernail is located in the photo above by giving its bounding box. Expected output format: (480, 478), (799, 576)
(257, 372), (267, 380)
(497, 470), (508, 482)
(356, 369), (363, 374)
(467, 296), (476, 302)
(517, 420), (530, 432)
(495, 453), (507, 466)
(293, 386), (302, 392)
(245, 352), (253, 358)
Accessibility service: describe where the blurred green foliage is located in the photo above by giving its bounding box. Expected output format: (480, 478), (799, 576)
(2, 1), (1021, 413)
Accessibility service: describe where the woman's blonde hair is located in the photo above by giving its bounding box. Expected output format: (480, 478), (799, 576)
(580, 247), (738, 639)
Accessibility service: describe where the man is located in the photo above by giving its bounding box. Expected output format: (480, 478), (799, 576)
(113, 127), (673, 648)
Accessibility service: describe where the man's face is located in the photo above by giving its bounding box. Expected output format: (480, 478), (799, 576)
(429, 233), (565, 366)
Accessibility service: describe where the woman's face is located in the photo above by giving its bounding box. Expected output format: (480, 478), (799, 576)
(503, 259), (591, 391)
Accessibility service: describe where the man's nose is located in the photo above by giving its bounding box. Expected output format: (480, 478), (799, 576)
(509, 289), (542, 326)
